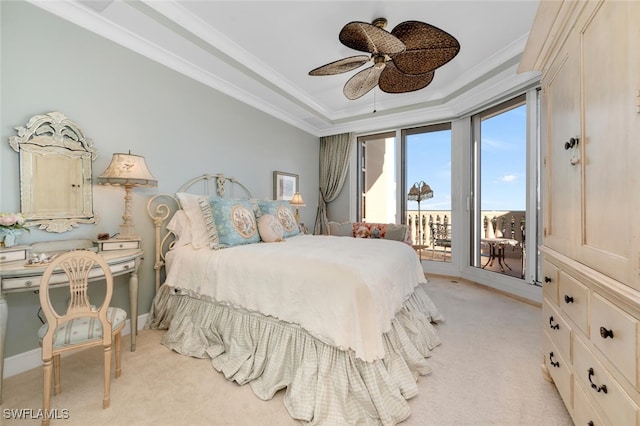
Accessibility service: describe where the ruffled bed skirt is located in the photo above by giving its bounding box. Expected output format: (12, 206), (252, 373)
(145, 283), (444, 425)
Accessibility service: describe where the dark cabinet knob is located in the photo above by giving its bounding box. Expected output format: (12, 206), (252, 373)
(549, 316), (559, 330)
(549, 352), (560, 368)
(564, 137), (579, 150)
(544, 276), (552, 283)
(564, 295), (574, 304)
(599, 326), (614, 339)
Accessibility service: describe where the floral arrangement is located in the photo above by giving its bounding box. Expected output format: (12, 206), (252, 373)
(0, 212), (30, 232)
(0, 213), (30, 247)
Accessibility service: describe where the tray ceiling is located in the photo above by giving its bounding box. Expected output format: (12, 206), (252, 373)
(34, 1), (542, 136)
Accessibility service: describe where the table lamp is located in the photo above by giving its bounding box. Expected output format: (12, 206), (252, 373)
(97, 152), (157, 240)
(289, 192), (306, 222)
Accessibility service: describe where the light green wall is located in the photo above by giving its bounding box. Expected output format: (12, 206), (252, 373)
(0, 1), (319, 357)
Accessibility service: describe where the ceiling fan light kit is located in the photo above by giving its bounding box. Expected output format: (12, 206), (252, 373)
(309, 17), (460, 100)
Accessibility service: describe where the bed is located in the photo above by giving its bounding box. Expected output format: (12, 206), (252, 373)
(145, 174), (443, 425)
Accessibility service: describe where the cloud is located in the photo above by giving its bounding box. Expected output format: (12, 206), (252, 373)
(500, 174), (517, 183)
(482, 137), (520, 152)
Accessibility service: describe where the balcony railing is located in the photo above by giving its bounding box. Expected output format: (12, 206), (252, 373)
(406, 210), (526, 277)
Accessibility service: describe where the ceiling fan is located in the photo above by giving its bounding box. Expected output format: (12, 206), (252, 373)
(309, 18), (460, 100)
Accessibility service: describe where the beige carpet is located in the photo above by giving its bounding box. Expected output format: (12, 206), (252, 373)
(2, 277), (572, 425)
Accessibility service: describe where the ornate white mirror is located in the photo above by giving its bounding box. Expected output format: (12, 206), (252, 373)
(9, 112), (97, 232)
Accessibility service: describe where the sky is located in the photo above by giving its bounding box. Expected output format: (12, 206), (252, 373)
(406, 104), (527, 212)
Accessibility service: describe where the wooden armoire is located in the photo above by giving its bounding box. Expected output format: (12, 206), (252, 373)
(519, 0), (640, 424)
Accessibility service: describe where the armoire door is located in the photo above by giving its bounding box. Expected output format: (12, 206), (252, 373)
(541, 35), (581, 259)
(576, 0), (638, 288)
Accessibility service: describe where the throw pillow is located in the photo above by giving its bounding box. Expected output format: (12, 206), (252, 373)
(328, 221), (354, 237)
(198, 196), (222, 249)
(257, 214), (284, 242)
(166, 210), (193, 247)
(176, 192), (211, 249)
(352, 222), (388, 239)
(210, 198), (261, 247)
(257, 200), (300, 238)
(384, 224), (409, 242)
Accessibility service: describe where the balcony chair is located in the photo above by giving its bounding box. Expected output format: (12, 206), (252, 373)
(430, 219), (451, 259)
(38, 250), (126, 425)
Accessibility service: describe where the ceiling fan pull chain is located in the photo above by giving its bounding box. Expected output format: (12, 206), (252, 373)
(373, 89), (377, 113)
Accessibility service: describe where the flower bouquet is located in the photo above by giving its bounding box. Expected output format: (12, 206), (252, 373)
(0, 212), (30, 247)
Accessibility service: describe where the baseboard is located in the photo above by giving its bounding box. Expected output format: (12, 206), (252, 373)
(3, 313), (149, 379)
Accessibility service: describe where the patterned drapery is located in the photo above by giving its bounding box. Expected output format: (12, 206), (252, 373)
(313, 132), (354, 235)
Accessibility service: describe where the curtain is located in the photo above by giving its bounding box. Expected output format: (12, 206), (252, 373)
(313, 132), (354, 235)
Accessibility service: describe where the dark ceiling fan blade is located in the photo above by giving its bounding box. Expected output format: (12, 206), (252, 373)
(339, 21), (405, 55)
(378, 61), (435, 94)
(343, 66), (383, 100)
(391, 21), (460, 75)
(308, 55), (371, 76)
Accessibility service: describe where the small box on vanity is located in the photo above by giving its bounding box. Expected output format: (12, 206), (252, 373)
(0, 245), (29, 264)
(95, 238), (141, 252)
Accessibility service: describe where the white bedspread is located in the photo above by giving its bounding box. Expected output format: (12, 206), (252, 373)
(164, 234), (426, 361)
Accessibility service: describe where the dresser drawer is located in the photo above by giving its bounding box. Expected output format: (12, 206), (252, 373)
(110, 259), (136, 275)
(543, 298), (571, 360)
(574, 377), (607, 426)
(590, 292), (638, 389)
(2, 259), (136, 291)
(574, 335), (639, 426)
(542, 258), (560, 304)
(558, 271), (589, 333)
(544, 333), (572, 410)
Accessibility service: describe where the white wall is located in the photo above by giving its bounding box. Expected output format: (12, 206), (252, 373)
(0, 1), (319, 357)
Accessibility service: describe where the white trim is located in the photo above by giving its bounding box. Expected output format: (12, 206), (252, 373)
(26, 1), (541, 137)
(3, 313), (148, 379)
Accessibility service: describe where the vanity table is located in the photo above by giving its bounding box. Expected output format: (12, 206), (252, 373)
(0, 240), (143, 403)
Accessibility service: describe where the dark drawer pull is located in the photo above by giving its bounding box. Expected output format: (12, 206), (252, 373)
(549, 316), (559, 330)
(564, 295), (574, 304)
(588, 422), (594, 426)
(544, 276), (552, 283)
(549, 352), (560, 368)
(599, 326), (614, 339)
(588, 368), (607, 394)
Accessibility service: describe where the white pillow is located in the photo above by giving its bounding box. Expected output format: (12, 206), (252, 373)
(328, 221), (353, 237)
(257, 214), (284, 243)
(176, 192), (210, 249)
(166, 210), (192, 247)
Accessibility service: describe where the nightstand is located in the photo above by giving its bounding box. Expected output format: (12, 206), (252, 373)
(0, 245), (29, 264)
(96, 238), (141, 251)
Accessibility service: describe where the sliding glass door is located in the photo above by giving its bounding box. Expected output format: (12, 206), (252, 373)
(356, 132), (397, 223)
(354, 89), (541, 293)
(470, 94), (538, 283)
(403, 124), (452, 263)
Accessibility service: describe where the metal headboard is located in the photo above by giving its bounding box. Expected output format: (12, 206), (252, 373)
(146, 174), (253, 291)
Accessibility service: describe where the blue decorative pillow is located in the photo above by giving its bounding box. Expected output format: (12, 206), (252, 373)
(257, 200), (300, 238)
(210, 198), (260, 247)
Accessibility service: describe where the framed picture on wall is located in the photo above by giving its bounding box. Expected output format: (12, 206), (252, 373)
(273, 171), (298, 201)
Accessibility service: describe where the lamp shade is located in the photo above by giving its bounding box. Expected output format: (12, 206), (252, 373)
(290, 192), (306, 207)
(97, 153), (157, 187)
(407, 181), (433, 202)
